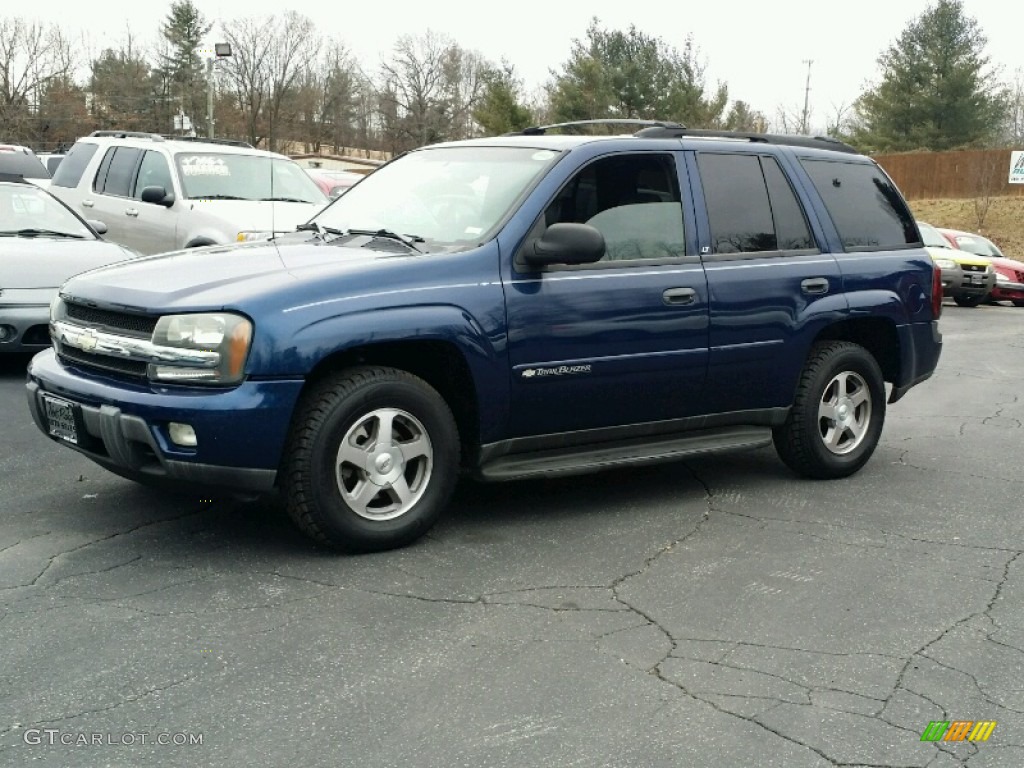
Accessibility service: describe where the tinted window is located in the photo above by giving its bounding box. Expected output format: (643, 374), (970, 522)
(51, 142), (98, 188)
(801, 159), (919, 250)
(0, 149), (49, 179)
(100, 147), (141, 197)
(542, 153), (685, 261)
(697, 153), (775, 253)
(134, 151), (174, 199)
(761, 157), (814, 250)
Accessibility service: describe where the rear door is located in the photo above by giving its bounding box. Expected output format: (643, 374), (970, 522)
(88, 146), (143, 248)
(690, 149), (846, 414)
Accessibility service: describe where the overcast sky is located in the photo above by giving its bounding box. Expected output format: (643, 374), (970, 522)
(24, 0), (1023, 127)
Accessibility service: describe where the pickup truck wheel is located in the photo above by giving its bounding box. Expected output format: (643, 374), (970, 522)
(282, 367), (459, 552)
(773, 341), (885, 479)
(953, 294), (985, 307)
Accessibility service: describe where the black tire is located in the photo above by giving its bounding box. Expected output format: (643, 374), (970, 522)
(773, 341), (886, 480)
(953, 294), (985, 307)
(1013, 300), (1024, 308)
(281, 366), (460, 552)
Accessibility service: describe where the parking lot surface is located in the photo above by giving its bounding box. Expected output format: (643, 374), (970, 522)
(2, 306), (1023, 767)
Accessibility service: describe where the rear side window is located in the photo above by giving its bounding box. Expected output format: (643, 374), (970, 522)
(697, 153), (813, 254)
(51, 142), (98, 188)
(800, 159), (919, 250)
(95, 147), (141, 198)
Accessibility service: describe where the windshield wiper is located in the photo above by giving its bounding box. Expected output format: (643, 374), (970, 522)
(296, 222), (344, 240)
(342, 229), (425, 253)
(192, 194), (248, 201)
(258, 197), (314, 203)
(0, 228), (86, 239)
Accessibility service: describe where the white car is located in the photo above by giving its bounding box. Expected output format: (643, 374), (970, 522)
(48, 132), (328, 255)
(0, 143), (52, 189)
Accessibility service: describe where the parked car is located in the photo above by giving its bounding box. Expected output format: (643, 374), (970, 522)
(27, 122), (942, 551)
(37, 153), (66, 176)
(0, 175), (139, 353)
(937, 228), (1024, 307)
(917, 222), (995, 306)
(49, 131), (328, 255)
(304, 168), (363, 199)
(0, 144), (52, 189)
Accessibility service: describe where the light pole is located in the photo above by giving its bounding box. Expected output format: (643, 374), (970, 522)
(800, 59), (813, 135)
(207, 42), (232, 139)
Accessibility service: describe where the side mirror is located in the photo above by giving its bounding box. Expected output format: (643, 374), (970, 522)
(524, 223), (605, 266)
(86, 219), (108, 235)
(141, 185), (174, 207)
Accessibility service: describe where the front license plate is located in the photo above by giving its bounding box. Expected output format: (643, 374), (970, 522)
(43, 395), (78, 444)
(970, 274), (983, 284)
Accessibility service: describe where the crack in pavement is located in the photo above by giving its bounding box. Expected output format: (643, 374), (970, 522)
(0, 531), (53, 557)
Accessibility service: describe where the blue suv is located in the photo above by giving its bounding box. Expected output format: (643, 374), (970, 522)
(27, 121), (943, 551)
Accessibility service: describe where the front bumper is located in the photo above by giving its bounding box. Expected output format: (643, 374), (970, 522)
(0, 304), (51, 352)
(948, 272), (995, 298)
(991, 280), (1024, 302)
(26, 349), (305, 492)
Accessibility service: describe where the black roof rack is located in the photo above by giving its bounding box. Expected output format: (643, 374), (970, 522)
(164, 136), (254, 149)
(88, 131), (164, 140)
(507, 119), (686, 136)
(634, 126), (859, 154)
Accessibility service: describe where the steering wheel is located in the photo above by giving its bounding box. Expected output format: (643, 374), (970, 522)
(427, 193), (479, 234)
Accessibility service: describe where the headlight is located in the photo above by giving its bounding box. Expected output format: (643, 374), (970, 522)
(985, 264), (995, 274)
(148, 312), (252, 385)
(996, 272), (1009, 283)
(933, 258), (957, 269)
(237, 230), (273, 242)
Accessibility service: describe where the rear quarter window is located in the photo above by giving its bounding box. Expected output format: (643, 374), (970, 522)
(800, 159), (919, 251)
(51, 142), (99, 188)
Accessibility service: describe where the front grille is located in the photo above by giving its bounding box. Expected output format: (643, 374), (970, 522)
(1015, 270), (1024, 282)
(961, 264), (986, 273)
(58, 345), (148, 378)
(65, 302), (158, 337)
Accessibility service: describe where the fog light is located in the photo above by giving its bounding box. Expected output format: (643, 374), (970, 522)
(0, 325), (15, 342)
(169, 422), (198, 447)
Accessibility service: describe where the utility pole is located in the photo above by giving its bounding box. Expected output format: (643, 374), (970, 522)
(800, 59), (813, 135)
(206, 43), (233, 138)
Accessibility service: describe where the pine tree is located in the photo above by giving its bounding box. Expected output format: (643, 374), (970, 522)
(157, 0), (212, 132)
(852, 0), (1006, 151)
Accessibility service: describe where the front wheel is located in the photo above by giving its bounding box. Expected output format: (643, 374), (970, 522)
(953, 294), (985, 307)
(1013, 300), (1024, 308)
(773, 341), (886, 479)
(281, 366), (460, 552)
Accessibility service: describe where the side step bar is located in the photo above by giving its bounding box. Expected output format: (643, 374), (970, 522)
(478, 426), (772, 481)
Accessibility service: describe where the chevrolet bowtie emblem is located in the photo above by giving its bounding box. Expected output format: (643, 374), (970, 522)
(78, 328), (99, 351)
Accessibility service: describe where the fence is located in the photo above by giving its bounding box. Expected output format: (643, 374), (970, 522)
(874, 148), (1024, 201)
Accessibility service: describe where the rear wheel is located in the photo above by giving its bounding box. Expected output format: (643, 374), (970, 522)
(953, 294), (985, 307)
(281, 366), (460, 552)
(773, 341), (886, 479)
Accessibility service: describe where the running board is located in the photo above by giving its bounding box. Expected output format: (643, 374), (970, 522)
(478, 426), (773, 481)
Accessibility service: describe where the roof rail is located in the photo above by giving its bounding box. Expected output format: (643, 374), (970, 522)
(507, 119), (686, 137)
(88, 130), (165, 141)
(634, 126), (860, 154)
(163, 136), (255, 149)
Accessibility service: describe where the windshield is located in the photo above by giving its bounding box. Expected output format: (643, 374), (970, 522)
(0, 148), (49, 179)
(953, 234), (1003, 258)
(311, 146), (563, 249)
(175, 153), (326, 204)
(0, 182), (95, 239)
(917, 222), (949, 249)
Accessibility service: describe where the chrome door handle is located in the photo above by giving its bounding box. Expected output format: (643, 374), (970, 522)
(125, 208), (139, 217)
(81, 200), (94, 208)
(663, 287), (697, 306)
(801, 277), (830, 295)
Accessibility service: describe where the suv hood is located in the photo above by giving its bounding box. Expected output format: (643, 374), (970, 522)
(925, 246), (990, 268)
(58, 238), (422, 310)
(185, 199), (323, 233)
(0, 238), (137, 289)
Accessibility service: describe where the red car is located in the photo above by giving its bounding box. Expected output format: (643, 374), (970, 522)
(304, 168), (364, 199)
(938, 228), (1024, 307)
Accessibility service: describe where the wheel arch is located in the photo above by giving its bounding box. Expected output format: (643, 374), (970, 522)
(812, 317), (901, 386)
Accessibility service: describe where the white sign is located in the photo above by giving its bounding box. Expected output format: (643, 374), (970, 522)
(1010, 151), (1024, 184)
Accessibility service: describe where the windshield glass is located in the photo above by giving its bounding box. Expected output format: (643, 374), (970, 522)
(0, 183), (94, 238)
(0, 148), (49, 179)
(953, 234), (1002, 258)
(311, 146), (563, 249)
(917, 222), (948, 249)
(175, 153), (326, 204)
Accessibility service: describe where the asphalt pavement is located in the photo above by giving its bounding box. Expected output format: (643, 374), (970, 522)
(1, 304), (1023, 767)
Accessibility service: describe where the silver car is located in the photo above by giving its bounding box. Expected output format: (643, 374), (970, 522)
(0, 176), (139, 353)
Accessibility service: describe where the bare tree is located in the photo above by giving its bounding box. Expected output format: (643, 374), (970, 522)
(969, 151), (1005, 232)
(1005, 68), (1024, 147)
(0, 17), (74, 144)
(378, 31), (454, 150)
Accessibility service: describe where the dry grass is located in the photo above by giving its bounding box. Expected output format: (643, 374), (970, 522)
(911, 197), (1024, 260)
